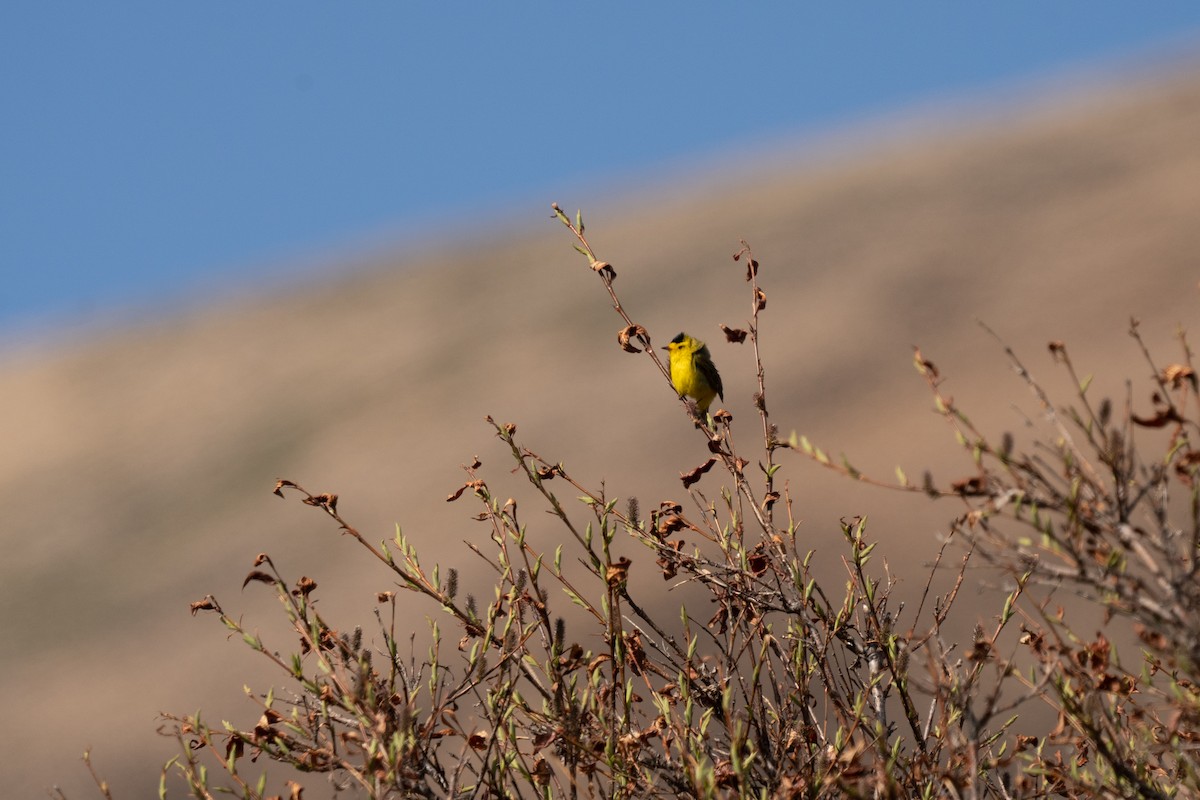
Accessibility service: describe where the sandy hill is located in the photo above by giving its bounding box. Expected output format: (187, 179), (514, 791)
(4, 64), (1200, 797)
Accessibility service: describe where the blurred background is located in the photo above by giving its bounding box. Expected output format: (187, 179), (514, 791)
(4, 4), (1200, 797)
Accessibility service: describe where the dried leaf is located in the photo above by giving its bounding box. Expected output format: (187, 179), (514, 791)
(588, 653), (612, 674)
(681, 457), (718, 488)
(532, 757), (552, 786)
(747, 547), (769, 576)
(605, 556), (631, 587)
(189, 596), (218, 615)
(617, 324), (649, 353)
(656, 540), (682, 580)
(658, 514), (687, 536)
(950, 475), (988, 496)
(447, 480), (486, 502)
(719, 324), (748, 344)
(1132, 408), (1184, 428)
(302, 493), (338, 513)
(242, 571), (276, 589)
(1163, 364), (1197, 390)
(591, 260), (616, 281)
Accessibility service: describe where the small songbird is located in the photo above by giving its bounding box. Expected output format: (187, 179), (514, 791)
(662, 332), (724, 414)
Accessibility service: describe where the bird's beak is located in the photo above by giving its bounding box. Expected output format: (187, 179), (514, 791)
(660, 345), (668, 351)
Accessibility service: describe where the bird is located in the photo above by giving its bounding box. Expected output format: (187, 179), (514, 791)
(662, 332), (724, 415)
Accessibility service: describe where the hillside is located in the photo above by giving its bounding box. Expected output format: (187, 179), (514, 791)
(4, 65), (1200, 797)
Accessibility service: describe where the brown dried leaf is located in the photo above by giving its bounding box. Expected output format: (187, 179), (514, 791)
(242, 571), (276, 589)
(557, 643), (585, 671)
(254, 709), (282, 741)
(225, 735), (244, 764)
(951, 475), (988, 496)
(606, 556), (631, 587)
(590, 260), (616, 281)
(447, 480), (486, 502)
(588, 653), (612, 674)
(302, 493), (338, 513)
(719, 324), (748, 344)
(1163, 363), (1197, 389)
(658, 514), (686, 536)
(293, 576), (317, 597)
(189, 596), (219, 616)
(617, 324), (649, 353)
(532, 756), (552, 786)
(272, 479), (297, 498)
(754, 287), (767, 311)
(1132, 408), (1184, 428)
(747, 546), (769, 576)
(656, 542), (682, 580)
(681, 457), (718, 489)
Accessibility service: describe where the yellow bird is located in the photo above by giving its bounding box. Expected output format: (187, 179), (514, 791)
(662, 332), (724, 414)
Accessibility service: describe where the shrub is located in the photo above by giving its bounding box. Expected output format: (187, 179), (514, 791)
(95, 207), (1200, 798)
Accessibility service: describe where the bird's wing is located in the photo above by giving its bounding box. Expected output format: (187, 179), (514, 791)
(698, 354), (724, 400)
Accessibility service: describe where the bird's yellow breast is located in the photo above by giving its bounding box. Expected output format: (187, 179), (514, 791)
(670, 352), (718, 410)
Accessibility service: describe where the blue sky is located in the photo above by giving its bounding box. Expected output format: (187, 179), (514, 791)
(4, 4), (1200, 347)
